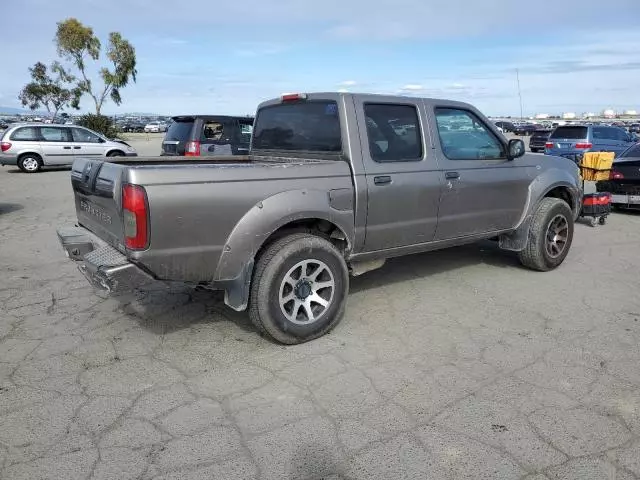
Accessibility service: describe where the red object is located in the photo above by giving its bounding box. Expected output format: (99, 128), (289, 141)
(184, 140), (201, 156)
(574, 142), (592, 149)
(610, 170), (624, 180)
(281, 93), (307, 102)
(582, 193), (611, 206)
(0, 142), (11, 152)
(122, 184), (148, 249)
(545, 142), (553, 149)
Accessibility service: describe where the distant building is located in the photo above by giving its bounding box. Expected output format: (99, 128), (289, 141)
(583, 112), (596, 119)
(623, 110), (637, 117)
(602, 109), (616, 118)
(562, 112), (576, 120)
(535, 113), (550, 120)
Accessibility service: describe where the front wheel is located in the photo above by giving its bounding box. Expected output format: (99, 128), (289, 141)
(249, 233), (349, 344)
(518, 198), (574, 271)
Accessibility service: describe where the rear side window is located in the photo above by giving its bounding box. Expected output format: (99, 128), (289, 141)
(40, 127), (70, 142)
(252, 101), (341, 152)
(165, 120), (194, 142)
(203, 121), (224, 141)
(364, 104), (423, 162)
(239, 120), (253, 145)
(10, 127), (39, 141)
(620, 144), (640, 158)
(550, 126), (588, 140)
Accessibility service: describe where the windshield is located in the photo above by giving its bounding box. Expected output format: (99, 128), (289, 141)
(252, 101), (341, 152)
(550, 126), (588, 140)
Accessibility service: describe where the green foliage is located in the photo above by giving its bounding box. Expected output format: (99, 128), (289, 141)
(18, 61), (81, 117)
(55, 18), (137, 114)
(75, 114), (121, 139)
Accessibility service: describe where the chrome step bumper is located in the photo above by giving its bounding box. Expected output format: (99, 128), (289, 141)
(57, 225), (153, 293)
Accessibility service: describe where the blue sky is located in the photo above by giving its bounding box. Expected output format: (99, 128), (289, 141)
(2, 0), (640, 116)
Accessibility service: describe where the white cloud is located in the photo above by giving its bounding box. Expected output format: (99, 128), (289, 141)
(337, 88), (349, 93)
(402, 84), (424, 91)
(340, 80), (357, 86)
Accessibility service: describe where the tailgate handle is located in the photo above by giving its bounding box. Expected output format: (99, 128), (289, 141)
(445, 171), (460, 180)
(374, 176), (392, 185)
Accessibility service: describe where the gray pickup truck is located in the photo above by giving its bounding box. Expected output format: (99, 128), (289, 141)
(58, 92), (582, 344)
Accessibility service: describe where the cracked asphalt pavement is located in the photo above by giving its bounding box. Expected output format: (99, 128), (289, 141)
(1, 143), (640, 479)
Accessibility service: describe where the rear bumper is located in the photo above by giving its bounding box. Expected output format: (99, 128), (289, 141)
(0, 153), (18, 166)
(57, 225), (153, 293)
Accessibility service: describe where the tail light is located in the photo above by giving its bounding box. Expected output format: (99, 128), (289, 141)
(0, 142), (11, 152)
(281, 93), (307, 102)
(610, 170), (624, 180)
(545, 142), (554, 149)
(122, 184), (148, 250)
(185, 140), (200, 156)
(574, 142), (592, 149)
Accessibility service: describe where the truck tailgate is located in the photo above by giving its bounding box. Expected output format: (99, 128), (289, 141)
(71, 158), (127, 251)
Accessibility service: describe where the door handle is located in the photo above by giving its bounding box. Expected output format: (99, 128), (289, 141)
(63, 146), (71, 149)
(374, 175), (392, 185)
(73, 146), (81, 149)
(445, 171), (460, 180)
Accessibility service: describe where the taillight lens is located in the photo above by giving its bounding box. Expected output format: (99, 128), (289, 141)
(545, 142), (554, 149)
(0, 142), (11, 152)
(610, 170), (624, 180)
(575, 142), (592, 149)
(122, 184), (148, 250)
(185, 140), (200, 156)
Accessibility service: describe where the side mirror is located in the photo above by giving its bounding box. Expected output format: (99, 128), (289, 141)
(507, 139), (525, 160)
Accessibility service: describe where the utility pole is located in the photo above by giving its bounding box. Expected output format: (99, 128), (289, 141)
(516, 68), (524, 120)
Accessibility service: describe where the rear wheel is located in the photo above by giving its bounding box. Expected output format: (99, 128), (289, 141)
(519, 198), (574, 271)
(17, 153), (42, 173)
(249, 233), (349, 344)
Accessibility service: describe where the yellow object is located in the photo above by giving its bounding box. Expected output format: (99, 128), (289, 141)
(580, 152), (614, 181)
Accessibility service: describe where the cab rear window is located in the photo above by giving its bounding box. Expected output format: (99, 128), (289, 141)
(252, 101), (341, 152)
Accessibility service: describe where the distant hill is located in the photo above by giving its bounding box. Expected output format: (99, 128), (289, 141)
(0, 106), (46, 115)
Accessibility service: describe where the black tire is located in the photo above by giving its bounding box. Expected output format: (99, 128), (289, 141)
(17, 153), (43, 173)
(598, 216), (606, 225)
(107, 150), (124, 157)
(249, 233), (349, 344)
(518, 197), (574, 272)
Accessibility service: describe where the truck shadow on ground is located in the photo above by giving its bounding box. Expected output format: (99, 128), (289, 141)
(0, 202), (23, 214)
(117, 241), (522, 339)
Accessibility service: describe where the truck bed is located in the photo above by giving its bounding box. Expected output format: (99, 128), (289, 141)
(69, 154), (354, 283)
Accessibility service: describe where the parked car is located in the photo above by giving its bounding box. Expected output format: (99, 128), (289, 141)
(57, 92), (581, 344)
(494, 121), (515, 133)
(161, 115), (254, 156)
(629, 123), (640, 134)
(529, 129), (552, 153)
(512, 123), (539, 136)
(120, 121), (145, 133)
(143, 121), (167, 133)
(545, 125), (637, 161)
(0, 123), (137, 173)
(596, 143), (640, 209)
